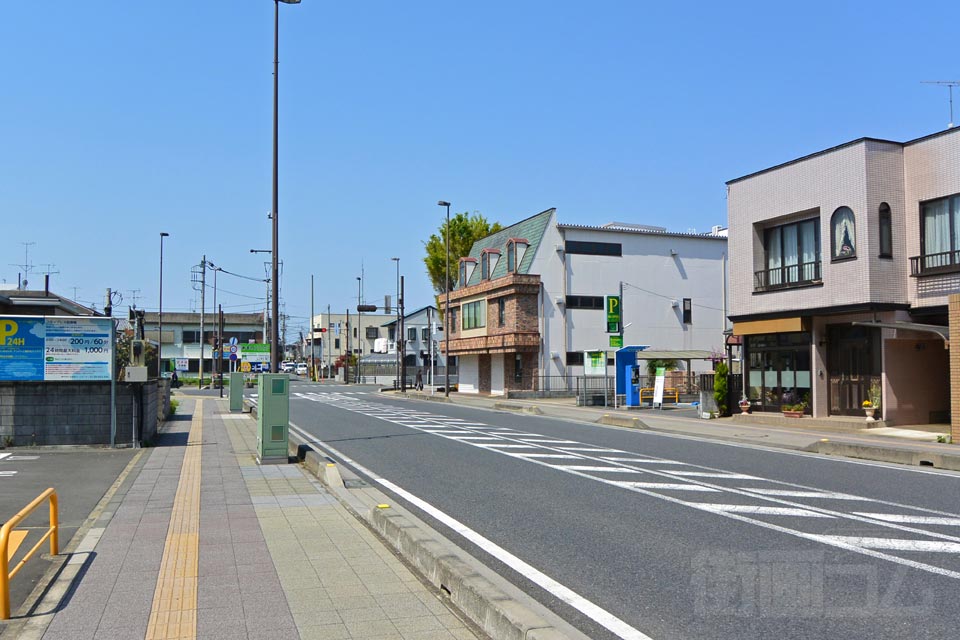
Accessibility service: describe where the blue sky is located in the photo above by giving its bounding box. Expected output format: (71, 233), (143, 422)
(1, 1), (957, 335)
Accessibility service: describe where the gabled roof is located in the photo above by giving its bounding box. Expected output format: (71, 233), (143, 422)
(457, 208), (555, 289)
(0, 289), (99, 316)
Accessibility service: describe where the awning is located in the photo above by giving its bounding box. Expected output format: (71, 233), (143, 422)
(732, 317), (808, 335)
(630, 350), (717, 360)
(851, 321), (949, 344)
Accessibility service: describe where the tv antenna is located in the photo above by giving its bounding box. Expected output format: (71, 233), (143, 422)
(9, 241), (36, 289)
(922, 80), (960, 128)
(129, 289), (142, 309)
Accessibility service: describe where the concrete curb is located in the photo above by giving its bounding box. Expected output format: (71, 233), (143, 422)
(596, 413), (649, 430)
(814, 439), (960, 470)
(494, 402), (544, 415)
(289, 437), (587, 640)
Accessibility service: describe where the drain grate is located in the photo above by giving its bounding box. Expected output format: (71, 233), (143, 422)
(344, 478), (370, 489)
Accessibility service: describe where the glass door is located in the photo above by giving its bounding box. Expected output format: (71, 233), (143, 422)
(828, 325), (880, 416)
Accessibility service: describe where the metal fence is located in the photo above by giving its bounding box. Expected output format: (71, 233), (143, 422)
(576, 375), (616, 406)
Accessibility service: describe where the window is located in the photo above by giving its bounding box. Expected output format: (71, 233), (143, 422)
(879, 202), (892, 258)
(365, 327), (378, 339)
(182, 330), (201, 344)
(917, 194), (960, 274)
(565, 295), (604, 310)
(506, 241), (516, 272)
(421, 327), (429, 341)
(497, 298), (505, 327)
(514, 354), (523, 383)
(334, 338), (340, 349)
(565, 240), (622, 256)
(459, 261), (467, 286)
(462, 301), (486, 329)
(682, 298), (692, 324)
(481, 252), (491, 280)
(407, 327), (417, 342)
(831, 207), (856, 260)
(353, 327), (358, 338)
(450, 308), (458, 333)
(566, 352), (585, 366)
(757, 218), (820, 291)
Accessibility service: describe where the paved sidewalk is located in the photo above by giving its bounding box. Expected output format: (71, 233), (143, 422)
(7, 397), (479, 640)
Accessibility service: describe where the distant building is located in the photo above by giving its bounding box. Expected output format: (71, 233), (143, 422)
(141, 312), (266, 374)
(0, 286), (98, 317)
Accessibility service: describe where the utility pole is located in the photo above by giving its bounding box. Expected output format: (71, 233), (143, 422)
(310, 275), (315, 381)
(344, 308), (351, 385)
(199, 257), (206, 388)
(400, 275), (406, 392)
(218, 305), (224, 398)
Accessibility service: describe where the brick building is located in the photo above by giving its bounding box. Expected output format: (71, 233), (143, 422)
(443, 209), (728, 395)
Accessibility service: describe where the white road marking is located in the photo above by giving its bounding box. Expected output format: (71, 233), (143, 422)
(811, 536), (960, 553)
(742, 489), (868, 500)
(552, 466), (644, 473)
(510, 453), (581, 460)
(519, 439), (579, 444)
(690, 504), (835, 518)
(449, 436), (503, 441)
(0, 453), (11, 461)
(478, 444), (542, 449)
(663, 471), (759, 480)
(5, 455), (38, 461)
(0, 471), (18, 477)
(559, 447), (622, 453)
(854, 514), (960, 526)
(601, 457), (689, 465)
(610, 481), (720, 492)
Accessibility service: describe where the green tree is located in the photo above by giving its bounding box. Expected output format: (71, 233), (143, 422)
(423, 211), (503, 294)
(713, 361), (729, 416)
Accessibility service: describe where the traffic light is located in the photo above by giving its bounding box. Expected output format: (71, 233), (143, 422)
(357, 304), (378, 313)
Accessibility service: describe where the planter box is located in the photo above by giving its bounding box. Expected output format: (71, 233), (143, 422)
(782, 410), (804, 418)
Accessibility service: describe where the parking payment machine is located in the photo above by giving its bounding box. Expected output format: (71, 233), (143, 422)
(624, 364), (641, 407)
(257, 374), (289, 464)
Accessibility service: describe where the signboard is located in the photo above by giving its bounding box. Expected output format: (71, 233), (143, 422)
(606, 296), (620, 333)
(175, 358), (189, 372)
(609, 335), (623, 348)
(583, 350), (606, 376)
(241, 343), (270, 363)
(653, 366), (666, 407)
(0, 316), (113, 382)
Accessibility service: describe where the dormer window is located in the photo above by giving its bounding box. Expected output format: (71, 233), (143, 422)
(506, 238), (528, 273)
(459, 257), (477, 286)
(480, 248), (500, 280)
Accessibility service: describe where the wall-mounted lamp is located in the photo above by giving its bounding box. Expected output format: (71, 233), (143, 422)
(670, 249), (678, 256)
(671, 299), (679, 308)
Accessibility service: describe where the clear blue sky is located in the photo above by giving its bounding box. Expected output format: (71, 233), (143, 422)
(1, 1), (957, 336)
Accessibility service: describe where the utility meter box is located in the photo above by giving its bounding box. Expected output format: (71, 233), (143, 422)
(229, 372), (244, 412)
(256, 374), (289, 464)
(130, 339), (147, 367)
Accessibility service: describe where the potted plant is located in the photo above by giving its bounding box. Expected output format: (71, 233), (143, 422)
(781, 401), (806, 418)
(862, 399), (876, 421)
(738, 397), (751, 414)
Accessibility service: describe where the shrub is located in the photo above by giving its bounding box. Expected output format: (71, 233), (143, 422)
(713, 361), (728, 416)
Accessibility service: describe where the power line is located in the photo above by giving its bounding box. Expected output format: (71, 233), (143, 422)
(622, 281), (724, 312)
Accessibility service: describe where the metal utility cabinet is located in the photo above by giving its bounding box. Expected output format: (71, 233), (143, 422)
(256, 374), (289, 464)
(229, 372), (244, 412)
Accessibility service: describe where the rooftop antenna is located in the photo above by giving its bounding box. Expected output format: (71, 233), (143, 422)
(129, 288), (142, 309)
(9, 241), (35, 289)
(922, 80), (960, 128)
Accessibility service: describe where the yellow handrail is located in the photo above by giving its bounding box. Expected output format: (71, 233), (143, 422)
(0, 488), (59, 620)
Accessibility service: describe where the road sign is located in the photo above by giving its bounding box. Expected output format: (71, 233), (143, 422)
(229, 337), (238, 346)
(606, 296), (620, 333)
(241, 361), (251, 372)
(229, 345), (238, 354)
(609, 335), (623, 348)
(229, 353), (238, 361)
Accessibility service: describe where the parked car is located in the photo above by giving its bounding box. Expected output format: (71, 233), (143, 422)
(280, 361), (295, 373)
(295, 363), (308, 376)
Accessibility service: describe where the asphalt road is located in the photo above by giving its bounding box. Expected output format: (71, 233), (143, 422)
(0, 447), (135, 618)
(269, 383), (960, 640)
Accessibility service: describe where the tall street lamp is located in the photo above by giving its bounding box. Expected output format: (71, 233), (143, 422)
(159, 232), (169, 379)
(391, 257), (399, 388)
(437, 200), (451, 397)
(356, 275), (362, 383)
(270, 0), (302, 374)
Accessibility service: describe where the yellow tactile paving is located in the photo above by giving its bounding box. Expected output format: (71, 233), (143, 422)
(146, 399), (203, 640)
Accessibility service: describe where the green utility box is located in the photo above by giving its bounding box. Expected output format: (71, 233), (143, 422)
(229, 372), (244, 412)
(256, 374), (290, 464)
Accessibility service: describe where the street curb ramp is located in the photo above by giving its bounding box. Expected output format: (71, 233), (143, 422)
(291, 438), (585, 640)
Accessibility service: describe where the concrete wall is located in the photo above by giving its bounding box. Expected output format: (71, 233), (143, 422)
(0, 381), (167, 447)
(884, 338), (949, 424)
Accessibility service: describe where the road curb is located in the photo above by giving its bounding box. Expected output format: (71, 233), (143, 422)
(596, 413), (648, 430)
(289, 437), (588, 640)
(814, 439), (960, 470)
(494, 402), (544, 415)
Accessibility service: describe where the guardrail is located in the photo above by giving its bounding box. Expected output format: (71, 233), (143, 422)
(1, 488), (59, 620)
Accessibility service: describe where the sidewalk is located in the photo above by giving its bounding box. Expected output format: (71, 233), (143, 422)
(5, 397), (480, 640)
(394, 390), (960, 470)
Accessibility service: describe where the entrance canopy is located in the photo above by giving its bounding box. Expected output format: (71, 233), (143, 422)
(630, 350), (716, 360)
(851, 321), (949, 345)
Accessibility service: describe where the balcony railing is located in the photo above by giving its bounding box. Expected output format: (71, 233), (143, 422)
(754, 260), (821, 292)
(910, 251), (960, 276)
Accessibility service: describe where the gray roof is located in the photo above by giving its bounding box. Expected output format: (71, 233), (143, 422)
(559, 222), (727, 241)
(458, 208), (555, 289)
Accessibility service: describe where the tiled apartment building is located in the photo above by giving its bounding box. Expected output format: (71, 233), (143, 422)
(443, 208), (728, 395)
(727, 127), (960, 426)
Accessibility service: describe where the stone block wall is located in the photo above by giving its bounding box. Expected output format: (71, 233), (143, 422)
(0, 381), (167, 447)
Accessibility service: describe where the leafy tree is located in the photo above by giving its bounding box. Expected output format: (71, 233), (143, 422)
(713, 361), (729, 416)
(424, 211), (502, 295)
(645, 359), (678, 379)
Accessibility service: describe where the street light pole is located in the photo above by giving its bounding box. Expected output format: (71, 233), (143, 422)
(438, 200), (451, 397)
(159, 232), (169, 379)
(270, 0), (302, 374)
(356, 276), (362, 383)
(391, 257), (399, 388)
